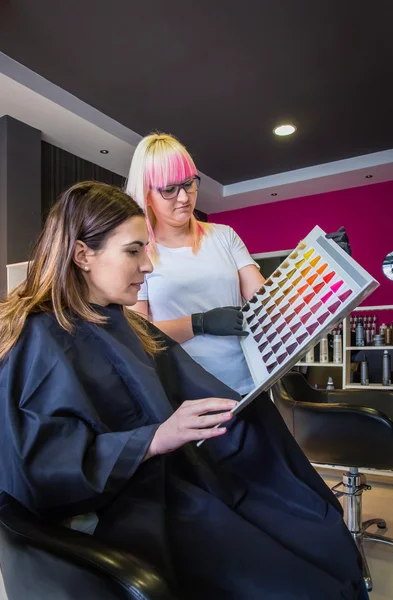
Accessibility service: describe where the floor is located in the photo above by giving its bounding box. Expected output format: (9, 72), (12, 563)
(319, 467), (393, 599)
(1, 469), (392, 599)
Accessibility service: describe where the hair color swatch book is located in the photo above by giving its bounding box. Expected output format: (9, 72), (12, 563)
(232, 225), (379, 417)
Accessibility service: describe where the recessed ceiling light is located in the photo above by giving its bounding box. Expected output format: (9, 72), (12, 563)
(100, 149), (109, 154)
(273, 124), (296, 136)
(271, 193), (278, 196)
(365, 174), (373, 179)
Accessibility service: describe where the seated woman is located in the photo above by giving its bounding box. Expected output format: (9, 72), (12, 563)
(0, 182), (367, 599)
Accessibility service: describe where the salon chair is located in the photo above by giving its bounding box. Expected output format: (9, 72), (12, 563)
(0, 494), (177, 600)
(271, 372), (393, 591)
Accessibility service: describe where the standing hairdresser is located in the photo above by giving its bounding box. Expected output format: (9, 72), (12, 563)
(127, 133), (350, 395)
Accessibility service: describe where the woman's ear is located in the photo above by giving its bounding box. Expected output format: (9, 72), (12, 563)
(73, 240), (92, 272)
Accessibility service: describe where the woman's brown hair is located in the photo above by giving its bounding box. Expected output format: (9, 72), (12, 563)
(0, 181), (161, 360)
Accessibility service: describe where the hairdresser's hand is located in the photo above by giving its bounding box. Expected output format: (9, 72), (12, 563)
(192, 306), (249, 337)
(146, 398), (237, 457)
(325, 226), (352, 256)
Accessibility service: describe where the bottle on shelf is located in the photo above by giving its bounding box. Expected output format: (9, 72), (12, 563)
(360, 360), (369, 386)
(373, 334), (385, 347)
(320, 337), (329, 363)
(382, 350), (392, 386)
(350, 316), (356, 345)
(380, 323), (387, 342)
(305, 347), (315, 363)
(326, 377), (335, 390)
(372, 315), (378, 336)
(333, 333), (342, 363)
(355, 320), (365, 347)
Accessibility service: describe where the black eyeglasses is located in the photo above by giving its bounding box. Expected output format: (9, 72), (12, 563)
(157, 175), (201, 200)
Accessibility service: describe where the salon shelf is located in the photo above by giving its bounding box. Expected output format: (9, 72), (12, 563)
(343, 304), (393, 391)
(346, 346), (393, 351)
(296, 362), (343, 368)
(351, 306), (393, 312)
(345, 383), (393, 391)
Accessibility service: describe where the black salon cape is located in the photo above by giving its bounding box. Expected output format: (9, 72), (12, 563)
(0, 305), (364, 599)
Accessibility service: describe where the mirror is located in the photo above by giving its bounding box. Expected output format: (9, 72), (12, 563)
(382, 251), (393, 281)
(252, 251), (291, 277)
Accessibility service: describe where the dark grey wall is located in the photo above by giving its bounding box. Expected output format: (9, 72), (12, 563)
(41, 141), (125, 220)
(0, 116), (41, 295)
(41, 141), (208, 222)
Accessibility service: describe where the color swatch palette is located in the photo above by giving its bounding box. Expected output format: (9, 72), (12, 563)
(236, 226), (379, 416)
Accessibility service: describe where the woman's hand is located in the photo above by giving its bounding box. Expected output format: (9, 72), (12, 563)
(146, 397), (237, 458)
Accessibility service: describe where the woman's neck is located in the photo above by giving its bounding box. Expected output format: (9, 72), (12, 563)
(154, 220), (192, 248)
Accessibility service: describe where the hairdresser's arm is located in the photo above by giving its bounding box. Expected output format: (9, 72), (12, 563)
(133, 300), (194, 344)
(238, 264), (266, 301)
(133, 301), (249, 343)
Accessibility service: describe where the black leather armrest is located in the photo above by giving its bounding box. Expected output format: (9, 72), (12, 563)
(0, 496), (177, 600)
(282, 373), (393, 420)
(325, 388), (393, 419)
(293, 402), (393, 469)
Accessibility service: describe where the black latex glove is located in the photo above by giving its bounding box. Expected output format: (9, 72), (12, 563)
(192, 306), (248, 337)
(325, 226), (352, 256)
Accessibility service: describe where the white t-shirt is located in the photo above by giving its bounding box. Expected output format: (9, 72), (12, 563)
(138, 224), (258, 395)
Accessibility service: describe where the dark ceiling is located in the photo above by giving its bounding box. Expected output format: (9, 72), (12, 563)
(1, 0), (393, 185)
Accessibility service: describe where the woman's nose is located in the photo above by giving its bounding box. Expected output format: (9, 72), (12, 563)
(177, 187), (188, 203)
(140, 250), (153, 274)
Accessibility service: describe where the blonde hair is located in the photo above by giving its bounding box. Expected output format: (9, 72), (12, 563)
(0, 181), (162, 361)
(126, 133), (210, 258)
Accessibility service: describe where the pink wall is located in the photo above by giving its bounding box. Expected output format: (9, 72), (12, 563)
(209, 180), (393, 307)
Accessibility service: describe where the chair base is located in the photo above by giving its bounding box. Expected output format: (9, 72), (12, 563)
(331, 468), (393, 592)
(353, 520), (393, 591)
